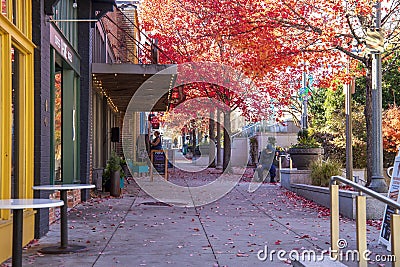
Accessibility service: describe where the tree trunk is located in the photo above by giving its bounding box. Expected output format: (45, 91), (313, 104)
(216, 109), (222, 168)
(365, 60), (373, 186)
(223, 110), (232, 172)
(209, 111), (216, 167)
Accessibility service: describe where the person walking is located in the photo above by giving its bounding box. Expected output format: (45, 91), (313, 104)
(256, 144), (276, 183)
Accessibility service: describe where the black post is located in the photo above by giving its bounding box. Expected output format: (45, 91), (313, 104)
(12, 209), (23, 267)
(60, 190), (68, 248)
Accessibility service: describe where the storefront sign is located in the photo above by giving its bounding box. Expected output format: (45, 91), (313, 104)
(50, 25), (80, 74)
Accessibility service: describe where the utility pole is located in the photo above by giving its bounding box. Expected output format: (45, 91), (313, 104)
(369, 1), (388, 192)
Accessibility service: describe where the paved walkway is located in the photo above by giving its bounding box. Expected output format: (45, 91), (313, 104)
(1, 169), (393, 267)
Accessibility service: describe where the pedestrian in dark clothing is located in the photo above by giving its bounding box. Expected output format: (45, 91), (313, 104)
(150, 131), (162, 150)
(256, 144), (276, 183)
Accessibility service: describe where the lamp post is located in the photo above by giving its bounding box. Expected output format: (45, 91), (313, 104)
(345, 57), (353, 182)
(301, 71), (308, 130)
(369, 1), (388, 192)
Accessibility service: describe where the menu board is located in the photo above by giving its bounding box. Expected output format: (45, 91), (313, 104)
(150, 150), (168, 180)
(153, 151), (166, 174)
(379, 152), (400, 250)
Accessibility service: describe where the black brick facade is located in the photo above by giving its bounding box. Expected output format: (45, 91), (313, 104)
(32, 0), (52, 238)
(78, 1), (93, 201)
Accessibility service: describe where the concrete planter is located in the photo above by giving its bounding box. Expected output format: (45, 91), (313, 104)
(288, 147), (324, 170)
(280, 168), (312, 190)
(280, 169), (385, 219)
(290, 184), (385, 219)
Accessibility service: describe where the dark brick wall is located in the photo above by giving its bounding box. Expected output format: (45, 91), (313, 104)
(78, 1), (93, 201)
(32, 0), (51, 238)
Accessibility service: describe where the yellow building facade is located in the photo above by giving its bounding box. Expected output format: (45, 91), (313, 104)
(0, 0), (35, 263)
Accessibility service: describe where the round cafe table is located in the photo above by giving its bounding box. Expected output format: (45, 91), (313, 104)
(0, 199), (64, 267)
(32, 184), (95, 254)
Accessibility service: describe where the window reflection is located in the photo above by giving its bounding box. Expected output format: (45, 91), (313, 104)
(1, 0), (6, 15)
(11, 46), (20, 198)
(54, 71), (62, 181)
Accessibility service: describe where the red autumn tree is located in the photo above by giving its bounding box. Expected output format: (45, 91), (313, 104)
(383, 105), (400, 153)
(141, 0), (400, 184)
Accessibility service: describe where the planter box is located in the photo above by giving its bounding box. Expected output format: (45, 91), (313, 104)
(131, 165), (149, 173)
(281, 169), (385, 219)
(290, 184), (386, 220)
(280, 168), (312, 190)
(288, 147), (324, 170)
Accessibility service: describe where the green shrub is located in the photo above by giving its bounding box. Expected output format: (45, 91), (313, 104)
(102, 152), (124, 187)
(309, 158), (342, 187)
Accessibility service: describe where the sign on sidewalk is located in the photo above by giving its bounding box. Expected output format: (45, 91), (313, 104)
(379, 149), (400, 250)
(150, 150), (168, 181)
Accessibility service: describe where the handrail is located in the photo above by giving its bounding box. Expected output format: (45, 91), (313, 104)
(331, 175), (400, 210)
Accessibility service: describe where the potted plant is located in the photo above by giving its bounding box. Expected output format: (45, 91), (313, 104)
(102, 152), (124, 197)
(288, 129), (324, 170)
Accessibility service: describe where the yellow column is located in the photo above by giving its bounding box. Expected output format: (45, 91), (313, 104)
(391, 212), (400, 267)
(356, 194), (367, 267)
(330, 183), (339, 259)
(0, 31), (12, 220)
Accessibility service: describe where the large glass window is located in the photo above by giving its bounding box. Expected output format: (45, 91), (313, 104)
(11, 46), (20, 198)
(53, 0), (78, 49)
(0, 0), (34, 220)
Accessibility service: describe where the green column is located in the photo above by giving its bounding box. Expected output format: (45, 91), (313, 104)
(62, 69), (79, 184)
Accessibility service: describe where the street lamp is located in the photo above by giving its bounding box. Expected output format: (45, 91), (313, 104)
(368, 1), (388, 193)
(301, 71), (308, 130)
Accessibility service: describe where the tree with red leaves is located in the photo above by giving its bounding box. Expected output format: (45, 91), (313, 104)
(141, 0), (400, 183)
(383, 105), (400, 153)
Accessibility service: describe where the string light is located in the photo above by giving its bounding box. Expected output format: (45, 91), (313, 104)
(92, 75), (119, 113)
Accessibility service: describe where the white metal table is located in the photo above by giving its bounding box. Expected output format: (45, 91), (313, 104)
(0, 199), (64, 267)
(32, 184), (95, 254)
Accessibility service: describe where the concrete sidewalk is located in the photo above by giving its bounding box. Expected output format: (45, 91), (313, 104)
(1, 170), (393, 267)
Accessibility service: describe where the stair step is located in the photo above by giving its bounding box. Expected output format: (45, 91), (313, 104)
(292, 256), (347, 267)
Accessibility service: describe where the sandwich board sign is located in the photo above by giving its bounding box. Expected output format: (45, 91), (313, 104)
(150, 150), (168, 181)
(379, 148), (400, 250)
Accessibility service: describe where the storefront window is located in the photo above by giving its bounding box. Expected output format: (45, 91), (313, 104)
(54, 71), (62, 182)
(1, 0), (7, 16)
(11, 46), (20, 198)
(53, 0), (78, 49)
(12, 0), (16, 24)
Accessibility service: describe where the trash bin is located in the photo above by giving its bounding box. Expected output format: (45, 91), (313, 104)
(110, 170), (120, 197)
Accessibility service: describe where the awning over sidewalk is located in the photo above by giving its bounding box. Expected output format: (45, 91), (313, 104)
(92, 63), (176, 112)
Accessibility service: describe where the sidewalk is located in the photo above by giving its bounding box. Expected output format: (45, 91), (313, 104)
(1, 169), (392, 267)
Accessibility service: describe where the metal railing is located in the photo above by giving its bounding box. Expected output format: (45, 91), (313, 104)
(99, 6), (175, 64)
(330, 175), (400, 267)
